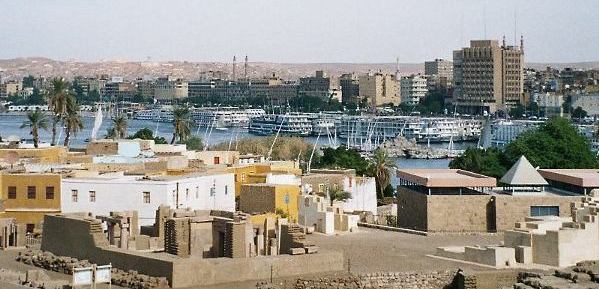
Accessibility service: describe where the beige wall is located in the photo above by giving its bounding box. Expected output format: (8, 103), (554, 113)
(493, 195), (578, 231)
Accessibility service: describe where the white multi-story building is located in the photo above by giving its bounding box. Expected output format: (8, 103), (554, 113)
(300, 169), (377, 217)
(400, 75), (428, 105)
(61, 172), (235, 226)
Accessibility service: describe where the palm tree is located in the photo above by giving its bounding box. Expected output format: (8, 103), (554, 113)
(369, 148), (394, 200)
(328, 187), (352, 207)
(63, 101), (84, 147)
(46, 78), (70, 146)
(110, 114), (128, 139)
(21, 110), (49, 148)
(171, 107), (192, 144)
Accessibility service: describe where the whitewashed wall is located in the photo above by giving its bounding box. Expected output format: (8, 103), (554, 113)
(61, 173), (235, 226)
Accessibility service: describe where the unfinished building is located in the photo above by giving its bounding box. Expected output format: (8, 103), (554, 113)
(0, 218), (25, 249)
(298, 194), (359, 235)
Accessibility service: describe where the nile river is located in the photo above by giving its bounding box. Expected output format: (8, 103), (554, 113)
(0, 113), (466, 172)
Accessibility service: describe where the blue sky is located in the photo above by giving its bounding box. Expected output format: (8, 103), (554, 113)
(1, 0), (598, 63)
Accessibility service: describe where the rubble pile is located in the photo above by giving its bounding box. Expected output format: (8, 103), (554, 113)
(256, 271), (454, 289)
(0, 268), (66, 289)
(514, 264), (599, 289)
(16, 249), (169, 289)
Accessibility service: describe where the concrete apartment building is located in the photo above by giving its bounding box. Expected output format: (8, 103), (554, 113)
(359, 72), (400, 107)
(61, 172), (235, 226)
(298, 70), (333, 100)
(339, 73), (360, 105)
(400, 74), (428, 105)
(155, 76), (189, 100)
(424, 59), (453, 92)
(452, 39), (524, 114)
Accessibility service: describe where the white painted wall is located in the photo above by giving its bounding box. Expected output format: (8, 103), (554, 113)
(342, 176), (377, 217)
(61, 173), (235, 226)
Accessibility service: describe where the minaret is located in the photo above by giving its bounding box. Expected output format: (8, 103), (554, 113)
(395, 57), (400, 80)
(244, 55), (248, 79)
(502, 35), (506, 48)
(232, 55), (237, 80)
(520, 35), (524, 53)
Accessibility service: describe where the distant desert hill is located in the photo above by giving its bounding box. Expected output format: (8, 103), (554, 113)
(0, 57), (597, 81)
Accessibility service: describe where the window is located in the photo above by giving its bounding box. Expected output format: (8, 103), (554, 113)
(196, 186), (199, 199)
(8, 186), (16, 199)
(71, 190), (78, 202)
(143, 191), (151, 204)
(531, 206), (559, 217)
(210, 186), (216, 196)
(241, 173), (246, 182)
(318, 183), (325, 193)
(214, 156), (220, 165)
(27, 186), (36, 199)
(46, 186), (55, 199)
(26, 224), (35, 234)
(225, 185), (228, 195)
(349, 177), (353, 188)
(186, 188), (190, 200)
(89, 191), (96, 202)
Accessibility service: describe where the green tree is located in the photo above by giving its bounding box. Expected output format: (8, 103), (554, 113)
(571, 106), (588, 120)
(450, 118), (599, 177)
(88, 89), (101, 103)
(170, 107), (192, 144)
(22, 75), (35, 88)
(504, 117), (598, 169)
(316, 146), (370, 175)
(20, 110), (49, 148)
(71, 81), (85, 103)
(28, 88), (45, 105)
(46, 78), (70, 146)
(509, 104), (526, 118)
(110, 115), (128, 139)
(63, 101), (84, 147)
(418, 91), (446, 115)
(368, 148), (394, 199)
(185, 136), (204, 151)
(327, 187), (352, 206)
(449, 147), (509, 178)
(128, 127), (167, 144)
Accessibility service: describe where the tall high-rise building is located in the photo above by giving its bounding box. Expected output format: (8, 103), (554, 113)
(452, 39), (524, 114)
(358, 72), (400, 107)
(425, 59), (453, 80)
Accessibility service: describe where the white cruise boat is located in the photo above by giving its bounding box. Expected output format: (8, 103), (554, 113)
(192, 107), (266, 128)
(249, 113), (312, 136)
(133, 109), (156, 120)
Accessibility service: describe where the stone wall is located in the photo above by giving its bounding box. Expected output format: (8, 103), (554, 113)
(398, 187), (581, 233)
(494, 195), (578, 231)
(427, 194), (493, 233)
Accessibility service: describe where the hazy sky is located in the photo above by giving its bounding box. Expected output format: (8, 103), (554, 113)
(1, 0), (598, 63)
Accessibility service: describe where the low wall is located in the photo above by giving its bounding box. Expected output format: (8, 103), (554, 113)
(172, 251), (345, 288)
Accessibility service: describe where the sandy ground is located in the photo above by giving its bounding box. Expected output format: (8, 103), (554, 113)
(0, 228), (503, 289)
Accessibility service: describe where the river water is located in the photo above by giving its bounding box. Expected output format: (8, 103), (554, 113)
(0, 113), (470, 171)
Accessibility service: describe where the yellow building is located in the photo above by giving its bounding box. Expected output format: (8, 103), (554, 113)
(0, 146), (69, 164)
(227, 162), (302, 197)
(0, 173), (62, 233)
(239, 184), (299, 223)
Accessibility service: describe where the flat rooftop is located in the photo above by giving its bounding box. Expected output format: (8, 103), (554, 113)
(397, 169), (496, 188)
(538, 169), (599, 187)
